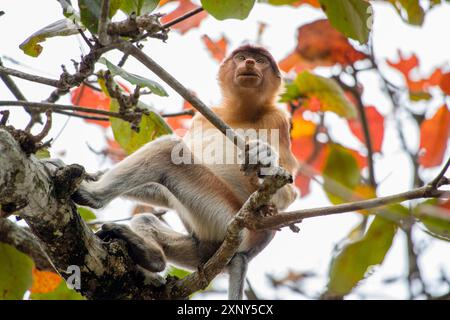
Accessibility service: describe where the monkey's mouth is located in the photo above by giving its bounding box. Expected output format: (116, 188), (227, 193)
(237, 72), (260, 78)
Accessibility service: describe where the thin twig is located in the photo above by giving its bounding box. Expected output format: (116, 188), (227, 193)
(249, 178), (449, 231)
(349, 69), (377, 187)
(33, 110), (52, 141)
(0, 100), (132, 119)
(0, 65), (60, 87)
(162, 109), (195, 118)
(54, 110), (109, 122)
(162, 7), (205, 29)
(117, 41), (246, 148)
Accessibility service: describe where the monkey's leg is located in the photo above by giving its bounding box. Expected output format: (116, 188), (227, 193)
(74, 135), (242, 241)
(130, 213), (220, 270)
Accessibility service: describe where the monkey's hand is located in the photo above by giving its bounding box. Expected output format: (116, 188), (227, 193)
(240, 139), (279, 177)
(96, 223), (166, 273)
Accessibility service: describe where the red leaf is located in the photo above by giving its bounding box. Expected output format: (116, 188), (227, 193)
(419, 105), (450, 168)
(280, 19), (366, 72)
(202, 35), (228, 63)
(348, 106), (385, 153)
(166, 99), (194, 137)
(160, 0), (208, 34)
(71, 84), (110, 128)
(291, 133), (329, 197)
(439, 72), (450, 95)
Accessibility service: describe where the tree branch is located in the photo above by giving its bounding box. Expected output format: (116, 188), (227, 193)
(0, 218), (54, 271)
(98, 0), (111, 45)
(249, 180), (448, 230)
(0, 128), (167, 299)
(169, 170), (292, 298)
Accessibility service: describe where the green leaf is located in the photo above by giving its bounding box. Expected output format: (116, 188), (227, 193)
(282, 71), (357, 118)
(323, 145), (361, 204)
(201, 0), (256, 20)
(409, 91), (432, 101)
(326, 216), (397, 297)
(78, 0), (121, 34)
(57, 0), (81, 20)
(77, 207), (97, 222)
(19, 19), (82, 57)
(120, 0), (159, 15)
(166, 266), (191, 279)
(279, 81), (301, 103)
(0, 243), (34, 300)
(413, 200), (450, 241)
(35, 149), (51, 159)
(319, 0), (372, 44)
(387, 0), (425, 26)
(110, 100), (172, 154)
(30, 281), (85, 300)
(99, 57), (168, 96)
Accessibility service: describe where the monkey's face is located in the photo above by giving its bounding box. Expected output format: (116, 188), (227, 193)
(231, 51), (269, 88)
(219, 48), (282, 105)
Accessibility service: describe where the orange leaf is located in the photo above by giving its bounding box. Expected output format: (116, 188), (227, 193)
(30, 268), (62, 294)
(291, 111), (316, 139)
(387, 51), (443, 95)
(280, 19), (366, 72)
(292, 0), (320, 7)
(71, 84), (110, 129)
(278, 51), (315, 73)
(387, 52), (419, 78)
(160, 0), (208, 34)
(352, 184), (376, 214)
(159, 0), (173, 7)
(202, 35), (228, 63)
(419, 105), (450, 168)
(439, 72), (450, 95)
(348, 106), (385, 153)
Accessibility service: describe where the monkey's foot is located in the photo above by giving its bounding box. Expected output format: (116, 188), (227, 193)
(255, 203), (278, 217)
(96, 223), (166, 273)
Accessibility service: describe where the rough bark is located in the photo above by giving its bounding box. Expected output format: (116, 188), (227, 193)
(0, 128), (166, 299)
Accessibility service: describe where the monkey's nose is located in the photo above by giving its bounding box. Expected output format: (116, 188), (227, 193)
(245, 59), (255, 66)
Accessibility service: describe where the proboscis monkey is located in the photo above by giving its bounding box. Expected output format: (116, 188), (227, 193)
(63, 45), (298, 299)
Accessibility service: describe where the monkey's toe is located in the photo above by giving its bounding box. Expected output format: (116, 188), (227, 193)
(96, 223), (166, 273)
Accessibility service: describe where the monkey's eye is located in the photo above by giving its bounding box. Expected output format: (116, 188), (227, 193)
(236, 54), (246, 61)
(256, 57), (267, 64)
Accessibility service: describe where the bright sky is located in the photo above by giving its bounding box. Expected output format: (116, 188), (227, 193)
(1, 0), (449, 299)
